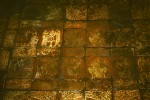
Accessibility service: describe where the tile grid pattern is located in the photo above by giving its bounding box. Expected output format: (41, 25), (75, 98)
(0, 0), (150, 99)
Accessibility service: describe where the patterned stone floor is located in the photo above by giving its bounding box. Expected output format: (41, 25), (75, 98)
(0, 0), (150, 100)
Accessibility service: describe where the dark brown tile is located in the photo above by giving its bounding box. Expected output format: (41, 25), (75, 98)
(22, 5), (44, 20)
(113, 79), (138, 90)
(5, 79), (31, 90)
(34, 57), (59, 79)
(8, 57), (34, 78)
(61, 57), (85, 80)
(65, 21), (86, 29)
(64, 29), (86, 47)
(109, 3), (131, 20)
(86, 48), (110, 57)
(32, 80), (57, 90)
(66, 5), (87, 20)
(131, 4), (144, 19)
(44, 5), (63, 20)
(112, 56), (137, 78)
(62, 47), (85, 57)
(87, 21), (109, 47)
(86, 79), (112, 91)
(0, 49), (10, 70)
(3, 30), (16, 48)
(59, 80), (84, 90)
(88, 4), (109, 20)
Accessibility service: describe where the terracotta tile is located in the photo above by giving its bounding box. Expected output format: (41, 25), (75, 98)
(109, 3), (131, 20)
(86, 57), (111, 79)
(114, 90), (140, 100)
(111, 47), (135, 56)
(85, 91), (112, 100)
(88, 4), (109, 20)
(87, 21), (109, 47)
(3, 91), (30, 100)
(5, 79), (31, 90)
(32, 80), (57, 90)
(31, 91), (57, 100)
(109, 28), (134, 47)
(0, 50), (10, 70)
(65, 21), (86, 29)
(86, 79), (112, 91)
(37, 47), (60, 56)
(86, 48), (110, 57)
(61, 57), (85, 80)
(20, 20), (42, 28)
(64, 29), (86, 47)
(59, 80), (84, 90)
(44, 5), (63, 20)
(113, 79), (138, 90)
(3, 30), (16, 48)
(66, 5), (87, 20)
(112, 56), (137, 78)
(34, 57), (59, 79)
(60, 91), (83, 100)
(22, 5), (44, 20)
(8, 57), (34, 78)
(131, 4), (144, 19)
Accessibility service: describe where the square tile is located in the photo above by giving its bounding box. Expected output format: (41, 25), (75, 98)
(65, 21), (86, 29)
(86, 57), (111, 79)
(66, 5), (87, 20)
(3, 30), (16, 48)
(34, 57), (59, 79)
(5, 79), (31, 90)
(37, 29), (63, 48)
(62, 47), (85, 57)
(144, 4), (150, 19)
(114, 90), (140, 100)
(32, 80), (57, 90)
(0, 50), (10, 70)
(22, 5), (44, 20)
(59, 80), (84, 90)
(8, 15), (19, 29)
(64, 29), (86, 47)
(131, 4), (144, 19)
(109, 3), (131, 20)
(85, 91), (112, 100)
(137, 56), (150, 79)
(112, 56), (137, 78)
(86, 79), (112, 91)
(141, 90), (150, 100)
(15, 28), (39, 46)
(44, 5), (63, 20)
(109, 28), (134, 47)
(62, 57), (85, 80)
(88, 4), (109, 20)
(8, 57), (34, 78)
(87, 21), (109, 47)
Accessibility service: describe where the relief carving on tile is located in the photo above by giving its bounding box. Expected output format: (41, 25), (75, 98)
(88, 58), (108, 79)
